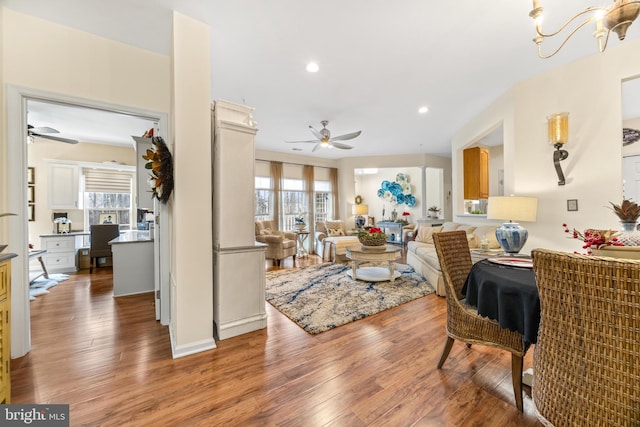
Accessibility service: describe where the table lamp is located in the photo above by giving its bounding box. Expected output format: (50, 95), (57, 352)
(487, 196), (538, 254)
(352, 204), (368, 229)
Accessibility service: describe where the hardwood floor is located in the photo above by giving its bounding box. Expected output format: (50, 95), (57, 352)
(12, 253), (541, 426)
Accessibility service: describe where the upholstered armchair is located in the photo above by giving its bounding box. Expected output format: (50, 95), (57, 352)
(255, 220), (297, 266)
(314, 220), (359, 262)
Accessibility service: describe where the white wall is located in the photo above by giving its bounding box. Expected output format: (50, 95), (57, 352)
(354, 167), (422, 225)
(454, 38), (640, 255)
(170, 11), (215, 356)
(339, 154), (452, 229)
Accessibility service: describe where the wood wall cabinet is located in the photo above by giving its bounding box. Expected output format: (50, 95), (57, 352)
(0, 255), (15, 404)
(47, 162), (79, 209)
(463, 147), (489, 200)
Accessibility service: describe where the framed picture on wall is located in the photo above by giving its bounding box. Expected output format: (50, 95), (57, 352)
(28, 186), (35, 204)
(567, 199), (578, 212)
(27, 167), (35, 185)
(28, 204), (35, 222)
(98, 213), (118, 224)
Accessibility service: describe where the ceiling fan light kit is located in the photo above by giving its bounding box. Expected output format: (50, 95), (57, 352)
(285, 120), (361, 152)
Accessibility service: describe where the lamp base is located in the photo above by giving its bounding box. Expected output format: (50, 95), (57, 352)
(355, 215), (366, 229)
(495, 222), (528, 254)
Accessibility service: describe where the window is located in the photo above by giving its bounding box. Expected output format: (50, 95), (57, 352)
(314, 180), (332, 224)
(282, 178), (306, 231)
(255, 176), (272, 221)
(83, 168), (133, 230)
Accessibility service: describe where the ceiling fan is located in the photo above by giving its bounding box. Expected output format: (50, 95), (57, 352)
(28, 125), (78, 144)
(286, 120), (361, 152)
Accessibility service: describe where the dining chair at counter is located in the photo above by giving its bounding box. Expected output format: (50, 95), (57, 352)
(89, 224), (120, 273)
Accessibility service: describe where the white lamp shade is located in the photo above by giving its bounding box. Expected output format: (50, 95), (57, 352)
(352, 204), (368, 215)
(487, 196), (538, 222)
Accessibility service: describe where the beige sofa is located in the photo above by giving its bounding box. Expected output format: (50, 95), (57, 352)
(406, 221), (500, 296)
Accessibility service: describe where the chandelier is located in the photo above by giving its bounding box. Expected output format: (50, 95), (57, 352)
(530, 0), (640, 58)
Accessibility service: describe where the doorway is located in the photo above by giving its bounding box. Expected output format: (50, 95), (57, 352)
(7, 85), (170, 358)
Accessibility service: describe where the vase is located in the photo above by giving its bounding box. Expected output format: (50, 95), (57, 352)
(620, 221), (638, 232)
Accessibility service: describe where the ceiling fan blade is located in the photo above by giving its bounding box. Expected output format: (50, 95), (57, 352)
(34, 134), (79, 144)
(28, 125), (60, 134)
(330, 142), (353, 150)
(285, 139), (320, 144)
(309, 126), (324, 140)
(330, 130), (361, 141)
(312, 143), (322, 152)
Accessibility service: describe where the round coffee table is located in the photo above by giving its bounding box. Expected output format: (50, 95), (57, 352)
(345, 245), (402, 282)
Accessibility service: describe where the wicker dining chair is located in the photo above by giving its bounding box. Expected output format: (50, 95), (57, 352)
(433, 230), (529, 411)
(531, 249), (640, 427)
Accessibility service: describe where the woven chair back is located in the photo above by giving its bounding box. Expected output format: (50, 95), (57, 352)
(532, 249), (640, 426)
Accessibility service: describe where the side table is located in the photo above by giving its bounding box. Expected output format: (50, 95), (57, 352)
(295, 231), (310, 258)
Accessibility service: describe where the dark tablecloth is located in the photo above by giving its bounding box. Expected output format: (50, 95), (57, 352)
(463, 259), (540, 344)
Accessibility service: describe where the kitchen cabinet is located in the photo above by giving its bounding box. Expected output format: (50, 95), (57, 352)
(47, 162), (79, 209)
(463, 147), (489, 200)
(0, 254), (16, 404)
(40, 234), (85, 274)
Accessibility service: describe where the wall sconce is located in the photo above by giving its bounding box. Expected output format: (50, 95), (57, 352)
(548, 112), (569, 186)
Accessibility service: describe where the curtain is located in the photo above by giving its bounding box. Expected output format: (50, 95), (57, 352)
(83, 169), (133, 193)
(303, 165), (315, 253)
(330, 167), (339, 220)
(270, 161), (283, 228)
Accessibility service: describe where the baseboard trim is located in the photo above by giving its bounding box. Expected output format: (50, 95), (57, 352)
(169, 328), (217, 359)
(216, 314), (267, 340)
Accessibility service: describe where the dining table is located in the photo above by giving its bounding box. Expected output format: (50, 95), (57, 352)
(462, 257), (540, 345)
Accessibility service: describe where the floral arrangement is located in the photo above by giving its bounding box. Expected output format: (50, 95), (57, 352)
(402, 211), (410, 217)
(563, 224), (622, 254)
(357, 227), (387, 246)
(141, 130), (174, 204)
(294, 216), (305, 225)
(377, 173), (417, 207)
(53, 217), (71, 224)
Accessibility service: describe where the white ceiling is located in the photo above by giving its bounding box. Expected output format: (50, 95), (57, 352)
(4, 0), (640, 157)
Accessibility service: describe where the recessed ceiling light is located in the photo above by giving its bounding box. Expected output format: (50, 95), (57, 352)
(306, 62), (319, 73)
(418, 106), (429, 114)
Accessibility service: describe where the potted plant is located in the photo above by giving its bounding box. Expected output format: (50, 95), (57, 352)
(294, 215), (306, 231)
(609, 199), (640, 231)
(428, 206), (440, 218)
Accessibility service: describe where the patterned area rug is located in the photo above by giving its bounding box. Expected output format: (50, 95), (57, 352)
(266, 262), (435, 334)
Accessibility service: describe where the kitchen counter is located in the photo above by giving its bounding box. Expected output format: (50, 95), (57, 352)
(109, 230), (154, 297)
(39, 231), (90, 238)
(109, 230), (153, 244)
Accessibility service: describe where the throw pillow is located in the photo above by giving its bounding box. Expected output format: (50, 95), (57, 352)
(328, 228), (345, 236)
(472, 226), (500, 249)
(261, 228), (272, 235)
(415, 226), (443, 243)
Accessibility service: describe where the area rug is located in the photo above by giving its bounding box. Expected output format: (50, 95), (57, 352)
(265, 262), (434, 334)
(29, 274), (69, 301)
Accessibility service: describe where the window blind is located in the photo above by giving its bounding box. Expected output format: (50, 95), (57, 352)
(83, 169), (133, 193)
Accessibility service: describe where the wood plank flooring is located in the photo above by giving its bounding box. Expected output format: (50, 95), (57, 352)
(11, 253), (541, 426)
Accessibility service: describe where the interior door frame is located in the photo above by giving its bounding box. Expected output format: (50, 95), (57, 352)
(6, 84), (170, 358)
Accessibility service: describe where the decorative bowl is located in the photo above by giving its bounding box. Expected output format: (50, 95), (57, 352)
(358, 236), (387, 247)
